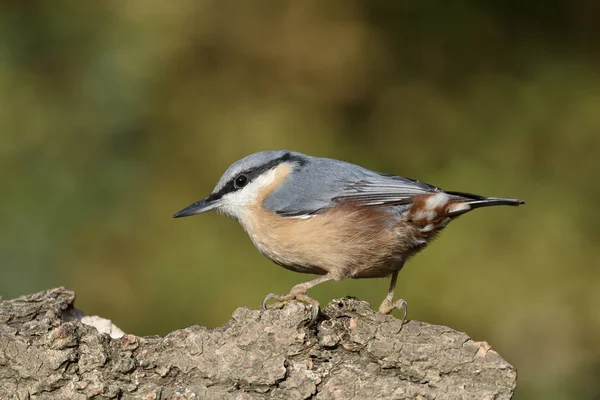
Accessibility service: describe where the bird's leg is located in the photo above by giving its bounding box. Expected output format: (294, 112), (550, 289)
(262, 274), (335, 323)
(378, 270), (408, 326)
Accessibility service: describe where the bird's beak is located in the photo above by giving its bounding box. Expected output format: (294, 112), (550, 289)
(173, 196), (221, 218)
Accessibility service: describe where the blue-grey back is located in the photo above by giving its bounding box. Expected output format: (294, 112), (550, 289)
(264, 152), (439, 216)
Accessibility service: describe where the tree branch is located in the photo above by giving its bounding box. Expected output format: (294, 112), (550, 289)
(0, 288), (516, 399)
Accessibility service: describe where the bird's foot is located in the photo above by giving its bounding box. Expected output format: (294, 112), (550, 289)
(261, 289), (320, 325)
(379, 298), (408, 327)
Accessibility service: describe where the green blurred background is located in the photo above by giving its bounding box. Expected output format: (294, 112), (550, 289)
(1, 1), (599, 398)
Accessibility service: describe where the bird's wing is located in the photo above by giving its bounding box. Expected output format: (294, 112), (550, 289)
(331, 174), (441, 206)
(264, 156), (441, 217)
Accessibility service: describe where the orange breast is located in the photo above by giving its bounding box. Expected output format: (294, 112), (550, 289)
(244, 199), (419, 279)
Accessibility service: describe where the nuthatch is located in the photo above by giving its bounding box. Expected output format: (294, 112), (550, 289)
(174, 150), (524, 324)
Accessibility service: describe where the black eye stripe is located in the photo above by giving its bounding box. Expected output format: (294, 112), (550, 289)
(211, 152), (305, 199)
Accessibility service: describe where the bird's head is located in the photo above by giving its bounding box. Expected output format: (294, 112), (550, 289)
(173, 150), (306, 221)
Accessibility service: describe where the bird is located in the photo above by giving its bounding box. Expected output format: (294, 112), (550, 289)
(173, 150), (524, 325)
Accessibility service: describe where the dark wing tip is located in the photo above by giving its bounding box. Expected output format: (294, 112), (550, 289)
(489, 197), (525, 206)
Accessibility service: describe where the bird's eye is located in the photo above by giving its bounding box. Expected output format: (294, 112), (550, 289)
(234, 175), (248, 188)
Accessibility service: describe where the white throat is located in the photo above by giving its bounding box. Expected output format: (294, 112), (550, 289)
(218, 167), (280, 223)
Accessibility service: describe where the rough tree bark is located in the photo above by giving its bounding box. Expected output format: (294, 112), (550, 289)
(0, 288), (516, 399)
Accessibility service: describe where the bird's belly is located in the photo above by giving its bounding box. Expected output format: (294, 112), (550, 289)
(242, 203), (437, 280)
(249, 223), (425, 280)
(254, 242), (330, 276)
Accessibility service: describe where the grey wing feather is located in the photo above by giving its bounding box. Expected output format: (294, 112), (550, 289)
(332, 174), (441, 206)
(263, 155), (440, 216)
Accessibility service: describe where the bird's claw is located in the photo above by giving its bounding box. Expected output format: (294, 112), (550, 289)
(261, 292), (320, 326)
(379, 298), (408, 327)
(261, 293), (279, 311)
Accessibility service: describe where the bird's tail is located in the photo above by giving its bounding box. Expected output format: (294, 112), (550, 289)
(446, 190), (525, 217)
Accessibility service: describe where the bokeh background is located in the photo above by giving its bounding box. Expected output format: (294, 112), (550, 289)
(2, 1), (599, 398)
